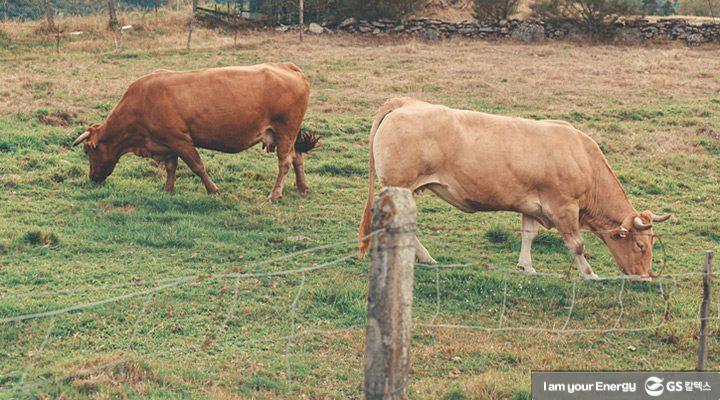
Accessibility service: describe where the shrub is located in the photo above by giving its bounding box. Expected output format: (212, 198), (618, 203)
(531, 0), (639, 39)
(641, 0), (676, 15)
(339, 0), (424, 20)
(679, 0), (720, 16)
(259, 0), (339, 24)
(260, 0), (423, 23)
(473, 0), (520, 22)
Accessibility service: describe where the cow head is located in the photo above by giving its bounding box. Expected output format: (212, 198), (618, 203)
(602, 211), (671, 279)
(73, 124), (118, 183)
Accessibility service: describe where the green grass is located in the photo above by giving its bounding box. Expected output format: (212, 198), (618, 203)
(0, 18), (719, 399)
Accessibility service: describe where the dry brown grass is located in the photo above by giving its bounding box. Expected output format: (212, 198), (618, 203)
(2, 12), (719, 157)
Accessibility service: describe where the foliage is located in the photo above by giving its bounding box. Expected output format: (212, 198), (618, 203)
(259, 0), (424, 23)
(0, 0), (157, 21)
(641, 0), (676, 15)
(124, 0), (166, 11)
(336, 0), (424, 20)
(679, 0), (720, 16)
(531, 0), (639, 39)
(258, 0), (339, 24)
(473, 0), (520, 22)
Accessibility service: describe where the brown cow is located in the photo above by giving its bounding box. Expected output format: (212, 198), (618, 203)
(73, 63), (317, 200)
(358, 98), (670, 280)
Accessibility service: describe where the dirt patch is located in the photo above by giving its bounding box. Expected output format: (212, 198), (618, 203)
(66, 355), (158, 394)
(38, 111), (75, 127)
(100, 203), (136, 213)
(697, 125), (719, 139)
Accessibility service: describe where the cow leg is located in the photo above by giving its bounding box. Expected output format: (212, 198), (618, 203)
(163, 156), (178, 192)
(414, 235), (437, 264)
(292, 152), (308, 195)
(177, 147), (218, 194)
(549, 205), (598, 280)
(517, 214), (539, 274)
(268, 138), (293, 201)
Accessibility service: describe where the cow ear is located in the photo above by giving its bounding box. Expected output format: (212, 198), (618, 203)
(610, 226), (629, 240)
(87, 136), (97, 149)
(86, 125), (100, 149)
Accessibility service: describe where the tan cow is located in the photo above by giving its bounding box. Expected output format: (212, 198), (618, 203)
(358, 98), (670, 279)
(73, 63), (316, 200)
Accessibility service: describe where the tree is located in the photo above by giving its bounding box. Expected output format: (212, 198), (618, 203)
(473, 0), (520, 22)
(107, 0), (118, 30)
(44, 0), (55, 32)
(531, 0), (638, 39)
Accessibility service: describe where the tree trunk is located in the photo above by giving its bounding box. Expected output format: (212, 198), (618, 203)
(107, 0), (118, 30)
(44, 0), (55, 32)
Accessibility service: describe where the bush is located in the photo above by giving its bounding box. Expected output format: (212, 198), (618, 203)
(339, 0), (425, 20)
(641, 0), (676, 15)
(473, 0), (520, 22)
(259, 0), (338, 24)
(531, 0), (639, 39)
(679, 0), (720, 16)
(259, 0), (423, 23)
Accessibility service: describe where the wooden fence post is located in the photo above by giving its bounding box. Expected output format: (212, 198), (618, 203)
(363, 187), (416, 400)
(299, 0), (304, 41)
(697, 250), (713, 371)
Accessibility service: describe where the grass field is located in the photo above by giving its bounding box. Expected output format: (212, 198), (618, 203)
(1, 10), (719, 399)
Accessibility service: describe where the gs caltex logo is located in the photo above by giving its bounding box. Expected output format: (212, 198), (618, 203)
(531, 372), (720, 399)
(644, 377), (665, 396)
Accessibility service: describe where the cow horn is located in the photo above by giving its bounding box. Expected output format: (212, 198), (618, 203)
(633, 216), (652, 231)
(651, 213), (671, 222)
(73, 131), (91, 147)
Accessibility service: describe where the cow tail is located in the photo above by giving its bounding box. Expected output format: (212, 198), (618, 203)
(294, 128), (320, 154)
(358, 98), (410, 257)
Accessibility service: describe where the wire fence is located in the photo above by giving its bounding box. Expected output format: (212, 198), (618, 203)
(0, 225), (717, 396)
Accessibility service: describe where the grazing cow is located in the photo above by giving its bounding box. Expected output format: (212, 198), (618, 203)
(73, 63), (317, 200)
(358, 98), (670, 279)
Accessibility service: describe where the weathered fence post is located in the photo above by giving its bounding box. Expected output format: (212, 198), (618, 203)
(697, 250), (713, 371)
(299, 0), (304, 42)
(363, 187), (416, 400)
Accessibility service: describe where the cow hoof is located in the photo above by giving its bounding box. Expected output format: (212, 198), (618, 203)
(268, 194), (282, 202)
(518, 264), (537, 274)
(298, 187), (309, 195)
(581, 272), (599, 280)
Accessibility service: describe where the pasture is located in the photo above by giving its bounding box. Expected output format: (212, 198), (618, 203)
(1, 11), (719, 399)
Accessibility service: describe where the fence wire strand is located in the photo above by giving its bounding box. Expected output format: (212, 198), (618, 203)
(1, 223), (715, 397)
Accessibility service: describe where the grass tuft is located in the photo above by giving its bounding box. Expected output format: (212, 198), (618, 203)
(485, 225), (510, 244)
(21, 230), (60, 247)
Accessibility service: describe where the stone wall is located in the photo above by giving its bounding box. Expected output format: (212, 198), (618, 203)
(317, 17), (720, 46)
